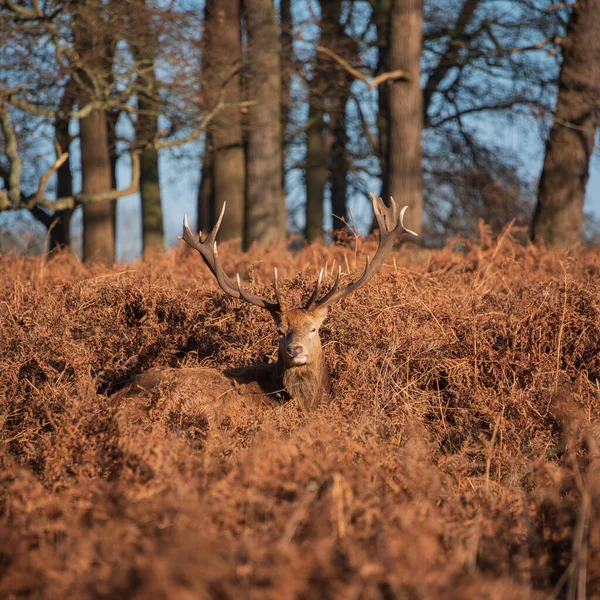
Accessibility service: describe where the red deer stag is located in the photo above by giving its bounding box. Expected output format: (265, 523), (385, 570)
(180, 193), (417, 412)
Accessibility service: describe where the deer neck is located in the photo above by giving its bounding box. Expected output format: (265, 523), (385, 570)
(277, 351), (330, 412)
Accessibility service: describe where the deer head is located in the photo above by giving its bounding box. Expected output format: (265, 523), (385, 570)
(181, 193), (417, 411)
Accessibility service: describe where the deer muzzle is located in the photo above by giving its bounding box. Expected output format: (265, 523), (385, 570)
(286, 343), (308, 366)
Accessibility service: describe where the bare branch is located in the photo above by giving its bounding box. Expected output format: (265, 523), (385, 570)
(0, 104), (22, 208)
(32, 152), (69, 206)
(317, 46), (411, 90)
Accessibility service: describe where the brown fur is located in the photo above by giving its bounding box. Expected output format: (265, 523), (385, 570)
(281, 359), (330, 412)
(114, 307), (333, 413)
(272, 307), (330, 411)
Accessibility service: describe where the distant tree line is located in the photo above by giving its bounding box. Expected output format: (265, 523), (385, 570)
(0, 0), (599, 263)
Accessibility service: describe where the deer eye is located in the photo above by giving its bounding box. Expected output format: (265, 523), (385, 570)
(311, 328), (317, 333)
(277, 329), (285, 337)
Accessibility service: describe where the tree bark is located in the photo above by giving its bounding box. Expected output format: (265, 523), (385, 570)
(244, 0), (285, 248)
(51, 78), (76, 250)
(131, 0), (164, 254)
(199, 0), (245, 247)
(80, 110), (114, 263)
(138, 113), (164, 253)
(305, 0), (344, 243)
(385, 0), (424, 237)
(329, 9), (356, 235)
(373, 0), (391, 206)
(198, 135), (214, 233)
(329, 82), (352, 234)
(531, 0), (600, 247)
(305, 101), (328, 242)
(74, 4), (115, 264)
(280, 0), (292, 190)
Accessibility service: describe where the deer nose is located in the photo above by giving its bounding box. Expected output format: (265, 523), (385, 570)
(286, 343), (305, 359)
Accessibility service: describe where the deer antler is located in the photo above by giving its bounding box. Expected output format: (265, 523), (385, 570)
(181, 195), (416, 315)
(304, 193), (417, 311)
(180, 203), (282, 312)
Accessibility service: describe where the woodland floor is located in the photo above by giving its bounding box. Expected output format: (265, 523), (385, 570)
(1, 225), (599, 599)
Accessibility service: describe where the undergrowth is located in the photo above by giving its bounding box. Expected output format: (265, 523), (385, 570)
(1, 227), (599, 599)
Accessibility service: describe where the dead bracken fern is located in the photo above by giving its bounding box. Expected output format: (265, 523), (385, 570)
(0, 231), (599, 599)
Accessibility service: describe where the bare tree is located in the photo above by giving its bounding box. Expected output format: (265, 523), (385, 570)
(128, 0), (165, 254)
(532, 0), (600, 247)
(243, 0), (286, 248)
(198, 0), (245, 246)
(73, 2), (116, 263)
(386, 0), (424, 237)
(304, 2), (344, 243)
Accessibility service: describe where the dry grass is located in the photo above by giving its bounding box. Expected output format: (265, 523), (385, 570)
(1, 226), (599, 599)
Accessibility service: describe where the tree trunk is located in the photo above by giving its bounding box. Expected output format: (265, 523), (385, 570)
(531, 0), (600, 247)
(329, 9), (356, 235)
(329, 84), (351, 234)
(197, 0), (215, 234)
(244, 0), (285, 248)
(374, 0), (391, 204)
(51, 78), (76, 250)
(74, 4), (115, 264)
(80, 110), (115, 263)
(106, 109), (119, 240)
(305, 102), (328, 242)
(280, 0), (292, 191)
(199, 0), (245, 247)
(138, 126), (164, 253)
(385, 0), (424, 237)
(304, 0), (345, 243)
(131, 0), (165, 254)
(198, 135), (214, 233)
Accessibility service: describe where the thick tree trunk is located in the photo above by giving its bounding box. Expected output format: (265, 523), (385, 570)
(329, 9), (356, 235)
(199, 0), (245, 246)
(74, 4), (115, 264)
(385, 0), (424, 237)
(374, 0), (391, 205)
(131, 0), (165, 254)
(304, 0), (345, 243)
(80, 110), (115, 263)
(305, 102), (328, 242)
(329, 86), (351, 233)
(244, 0), (285, 248)
(531, 0), (600, 247)
(139, 133), (164, 253)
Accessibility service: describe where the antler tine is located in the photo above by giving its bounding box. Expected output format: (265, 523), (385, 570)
(390, 195), (399, 229)
(181, 204), (281, 312)
(236, 273), (281, 312)
(273, 267), (284, 309)
(398, 205), (418, 237)
(305, 268), (324, 311)
(310, 195), (417, 311)
(370, 192), (391, 233)
(309, 265), (342, 309)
